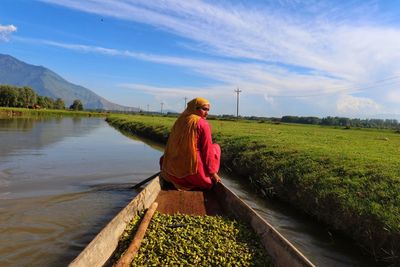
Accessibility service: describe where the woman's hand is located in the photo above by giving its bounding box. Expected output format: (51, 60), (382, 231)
(211, 173), (221, 184)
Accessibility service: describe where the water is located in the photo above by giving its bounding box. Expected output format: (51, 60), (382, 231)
(0, 117), (162, 267)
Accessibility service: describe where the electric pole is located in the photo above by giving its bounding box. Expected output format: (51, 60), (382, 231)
(234, 88), (242, 118)
(160, 102), (164, 114)
(147, 104), (149, 113)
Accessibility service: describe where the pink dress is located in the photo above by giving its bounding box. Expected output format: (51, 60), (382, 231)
(160, 118), (220, 190)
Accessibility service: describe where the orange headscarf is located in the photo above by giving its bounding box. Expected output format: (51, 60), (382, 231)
(162, 97), (210, 178)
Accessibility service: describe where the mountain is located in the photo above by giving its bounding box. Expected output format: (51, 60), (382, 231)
(0, 54), (138, 111)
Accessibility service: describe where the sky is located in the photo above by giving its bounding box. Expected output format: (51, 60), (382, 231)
(1, 0), (400, 119)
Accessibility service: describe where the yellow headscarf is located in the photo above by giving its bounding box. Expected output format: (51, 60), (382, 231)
(162, 97), (210, 178)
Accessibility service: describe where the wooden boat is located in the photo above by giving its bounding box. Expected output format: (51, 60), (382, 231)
(69, 175), (315, 267)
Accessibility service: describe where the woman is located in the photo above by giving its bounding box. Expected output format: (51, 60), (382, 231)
(160, 97), (221, 190)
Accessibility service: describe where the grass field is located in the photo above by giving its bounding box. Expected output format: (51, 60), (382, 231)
(106, 113), (400, 264)
(0, 107), (106, 117)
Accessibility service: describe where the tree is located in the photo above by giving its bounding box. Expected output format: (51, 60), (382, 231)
(69, 99), (83, 111)
(0, 85), (18, 107)
(37, 96), (54, 109)
(0, 84), (72, 110)
(17, 86), (37, 108)
(54, 98), (65, 109)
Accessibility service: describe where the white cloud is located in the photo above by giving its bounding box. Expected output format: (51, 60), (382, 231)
(263, 93), (275, 105)
(39, 1), (400, 91)
(21, 37), (352, 97)
(385, 90), (400, 103)
(20, 36), (379, 118)
(39, 1), (400, 74)
(336, 95), (382, 116)
(35, 1), (400, 117)
(0, 24), (17, 41)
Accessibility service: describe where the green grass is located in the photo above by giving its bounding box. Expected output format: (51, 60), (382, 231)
(106, 114), (400, 264)
(0, 107), (106, 117)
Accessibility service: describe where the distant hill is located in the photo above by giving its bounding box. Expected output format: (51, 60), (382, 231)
(0, 54), (138, 111)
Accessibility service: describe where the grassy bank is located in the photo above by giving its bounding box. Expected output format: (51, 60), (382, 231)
(106, 113), (400, 264)
(0, 107), (106, 117)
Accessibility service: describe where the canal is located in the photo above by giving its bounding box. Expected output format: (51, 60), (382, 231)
(0, 116), (383, 266)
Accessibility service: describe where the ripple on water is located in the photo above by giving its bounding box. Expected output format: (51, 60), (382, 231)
(0, 188), (135, 267)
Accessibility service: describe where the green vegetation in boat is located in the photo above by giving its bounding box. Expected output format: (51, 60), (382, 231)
(111, 212), (272, 266)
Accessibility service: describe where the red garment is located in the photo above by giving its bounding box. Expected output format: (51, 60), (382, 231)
(160, 118), (220, 190)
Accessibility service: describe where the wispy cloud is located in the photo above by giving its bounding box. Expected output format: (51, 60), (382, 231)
(0, 24), (17, 41)
(18, 36), (354, 98)
(39, 1), (400, 79)
(37, 0), (400, 117)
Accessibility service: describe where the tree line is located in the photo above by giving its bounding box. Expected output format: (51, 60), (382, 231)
(213, 114), (399, 130)
(280, 115), (399, 129)
(0, 84), (83, 111)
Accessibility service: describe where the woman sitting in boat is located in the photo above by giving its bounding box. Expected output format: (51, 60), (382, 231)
(160, 97), (221, 190)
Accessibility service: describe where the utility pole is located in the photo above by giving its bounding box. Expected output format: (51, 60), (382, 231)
(160, 102), (164, 114)
(234, 88), (242, 118)
(184, 97), (188, 110)
(147, 104), (149, 113)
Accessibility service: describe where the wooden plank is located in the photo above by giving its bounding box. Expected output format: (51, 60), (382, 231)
(155, 190), (222, 215)
(156, 190), (206, 215)
(114, 202), (159, 267)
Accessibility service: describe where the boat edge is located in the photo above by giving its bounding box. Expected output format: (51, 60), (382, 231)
(68, 177), (161, 267)
(214, 182), (316, 267)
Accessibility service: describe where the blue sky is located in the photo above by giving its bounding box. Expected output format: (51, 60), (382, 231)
(1, 0), (400, 119)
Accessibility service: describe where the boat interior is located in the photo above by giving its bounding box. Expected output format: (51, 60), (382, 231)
(155, 180), (224, 216)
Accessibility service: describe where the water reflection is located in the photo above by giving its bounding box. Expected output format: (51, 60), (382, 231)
(110, 124), (165, 152)
(0, 117), (101, 158)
